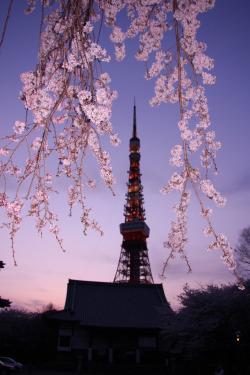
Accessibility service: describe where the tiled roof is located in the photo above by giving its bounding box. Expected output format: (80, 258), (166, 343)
(47, 280), (172, 330)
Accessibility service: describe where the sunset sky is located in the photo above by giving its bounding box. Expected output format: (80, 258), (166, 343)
(0, 0), (250, 311)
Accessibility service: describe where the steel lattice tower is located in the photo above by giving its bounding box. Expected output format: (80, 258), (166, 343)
(114, 105), (154, 284)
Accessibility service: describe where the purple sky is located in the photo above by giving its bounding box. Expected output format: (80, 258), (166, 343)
(0, 0), (250, 311)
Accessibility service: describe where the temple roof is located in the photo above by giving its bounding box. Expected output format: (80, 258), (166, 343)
(46, 279), (172, 330)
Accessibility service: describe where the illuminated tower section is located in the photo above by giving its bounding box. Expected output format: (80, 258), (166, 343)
(114, 105), (154, 284)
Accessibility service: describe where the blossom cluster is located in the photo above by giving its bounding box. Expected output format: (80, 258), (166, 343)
(200, 179), (226, 207)
(163, 191), (191, 273)
(207, 233), (237, 272)
(0, 196), (24, 263)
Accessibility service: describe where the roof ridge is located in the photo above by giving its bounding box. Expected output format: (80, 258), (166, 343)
(68, 279), (163, 288)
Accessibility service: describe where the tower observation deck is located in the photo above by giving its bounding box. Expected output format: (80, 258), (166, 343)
(114, 105), (154, 284)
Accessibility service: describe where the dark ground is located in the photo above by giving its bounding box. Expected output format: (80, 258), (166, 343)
(22, 364), (162, 375)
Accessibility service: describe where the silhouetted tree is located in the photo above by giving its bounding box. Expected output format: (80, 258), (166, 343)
(40, 302), (58, 313)
(0, 261), (11, 309)
(162, 282), (250, 374)
(235, 227), (250, 280)
(0, 308), (57, 365)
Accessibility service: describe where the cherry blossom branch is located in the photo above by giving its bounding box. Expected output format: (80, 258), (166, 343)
(0, 0), (119, 260)
(155, 0), (243, 288)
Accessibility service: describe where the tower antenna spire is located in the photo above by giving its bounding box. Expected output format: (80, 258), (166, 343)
(133, 98), (137, 138)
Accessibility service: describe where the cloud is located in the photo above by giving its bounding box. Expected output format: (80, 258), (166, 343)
(221, 170), (250, 195)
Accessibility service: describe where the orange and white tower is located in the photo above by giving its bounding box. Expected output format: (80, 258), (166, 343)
(114, 104), (154, 284)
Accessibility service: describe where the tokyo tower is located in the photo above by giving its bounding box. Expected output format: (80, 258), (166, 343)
(114, 104), (154, 284)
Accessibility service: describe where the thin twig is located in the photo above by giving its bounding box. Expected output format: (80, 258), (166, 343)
(0, 0), (14, 51)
